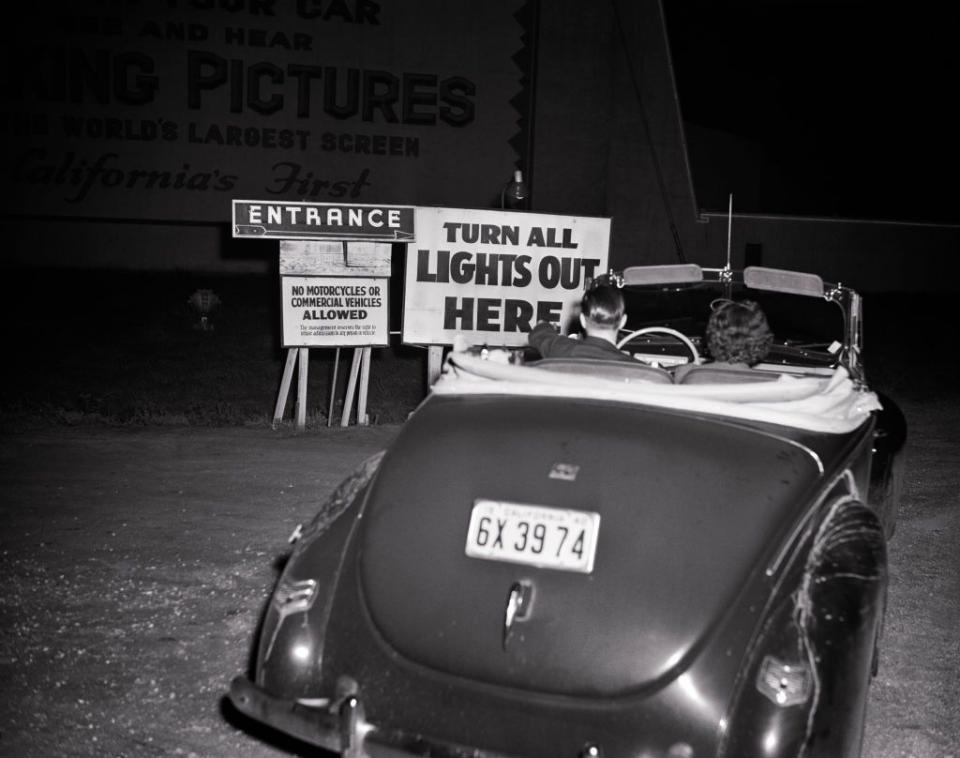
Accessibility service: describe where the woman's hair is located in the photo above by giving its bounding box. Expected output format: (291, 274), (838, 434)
(705, 299), (773, 364)
(581, 283), (626, 327)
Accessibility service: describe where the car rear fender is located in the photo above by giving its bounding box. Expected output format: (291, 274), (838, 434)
(254, 452), (384, 698)
(720, 493), (887, 758)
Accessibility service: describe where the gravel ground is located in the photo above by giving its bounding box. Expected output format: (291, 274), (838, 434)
(0, 425), (398, 758)
(0, 396), (958, 758)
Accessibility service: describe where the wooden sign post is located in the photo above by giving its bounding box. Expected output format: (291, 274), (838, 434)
(233, 200), (415, 430)
(273, 240), (392, 429)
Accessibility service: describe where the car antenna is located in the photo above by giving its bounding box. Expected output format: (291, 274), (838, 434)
(723, 193), (734, 299)
(725, 193), (733, 270)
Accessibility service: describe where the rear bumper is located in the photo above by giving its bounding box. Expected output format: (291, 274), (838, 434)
(229, 675), (523, 758)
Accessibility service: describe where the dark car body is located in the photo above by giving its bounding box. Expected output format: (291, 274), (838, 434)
(230, 265), (906, 758)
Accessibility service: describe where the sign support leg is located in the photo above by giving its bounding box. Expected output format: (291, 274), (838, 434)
(273, 348), (298, 428)
(357, 347), (372, 426)
(295, 347), (309, 430)
(327, 347), (341, 427)
(341, 348), (363, 427)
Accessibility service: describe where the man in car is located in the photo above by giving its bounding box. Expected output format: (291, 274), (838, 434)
(528, 282), (635, 362)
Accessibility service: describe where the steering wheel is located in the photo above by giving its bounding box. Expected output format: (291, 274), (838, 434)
(617, 326), (701, 366)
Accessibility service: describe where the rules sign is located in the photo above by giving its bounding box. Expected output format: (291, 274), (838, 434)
(281, 276), (389, 347)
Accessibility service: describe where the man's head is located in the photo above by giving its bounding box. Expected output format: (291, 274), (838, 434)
(705, 299), (773, 364)
(579, 283), (627, 342)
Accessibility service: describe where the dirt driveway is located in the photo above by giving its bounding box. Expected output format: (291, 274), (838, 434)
(1, 398), (958, 758)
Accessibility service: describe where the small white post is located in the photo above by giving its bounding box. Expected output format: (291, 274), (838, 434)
(426, 345), (444, 386)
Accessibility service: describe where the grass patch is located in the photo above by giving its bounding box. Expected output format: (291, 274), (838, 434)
(0, 269), (426, 428)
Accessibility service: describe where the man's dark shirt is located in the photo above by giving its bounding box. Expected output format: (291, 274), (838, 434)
(528, 322), (635, 363)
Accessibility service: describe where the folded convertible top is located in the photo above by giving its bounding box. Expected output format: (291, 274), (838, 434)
(437, 351), (881, 434)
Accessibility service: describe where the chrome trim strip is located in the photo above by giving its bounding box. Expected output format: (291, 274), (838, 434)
(782, 437), (824, 476)
(502, 581), (533, 650)
(765, 469), (855, 577)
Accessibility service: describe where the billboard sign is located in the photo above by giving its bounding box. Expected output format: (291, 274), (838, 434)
(1, 1), (530, 223)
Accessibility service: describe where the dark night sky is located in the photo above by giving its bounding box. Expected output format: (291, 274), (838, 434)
(662, 1), (960, 224)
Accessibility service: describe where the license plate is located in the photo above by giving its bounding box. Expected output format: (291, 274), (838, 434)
(465, 499), (600, 573)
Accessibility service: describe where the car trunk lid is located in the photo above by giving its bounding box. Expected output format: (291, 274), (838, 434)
(356, 395), (824, 697)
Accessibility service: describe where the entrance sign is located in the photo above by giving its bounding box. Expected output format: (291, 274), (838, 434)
(255, 204), (408, 430)
(233, 200), (415, 241)
(281, 276), (389, 347)
(403, 207), (611, 346)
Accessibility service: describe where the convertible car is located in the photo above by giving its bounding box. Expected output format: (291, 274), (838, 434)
(230, 264), (906, 758)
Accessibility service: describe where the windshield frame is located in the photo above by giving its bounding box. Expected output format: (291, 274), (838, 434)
(611, 265), (864, 384)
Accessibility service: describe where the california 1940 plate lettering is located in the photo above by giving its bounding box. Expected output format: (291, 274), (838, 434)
(465, 499), (600, 573)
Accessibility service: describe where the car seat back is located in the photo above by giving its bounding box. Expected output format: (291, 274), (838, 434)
(530, 357), (674, 384)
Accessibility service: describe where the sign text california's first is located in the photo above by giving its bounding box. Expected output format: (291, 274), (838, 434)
(233, 200), (415, 241)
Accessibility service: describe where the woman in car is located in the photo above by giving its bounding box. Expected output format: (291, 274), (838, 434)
(674, 299), (773, 383)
